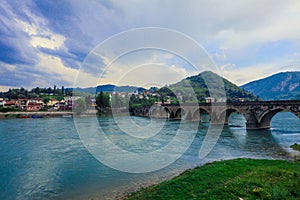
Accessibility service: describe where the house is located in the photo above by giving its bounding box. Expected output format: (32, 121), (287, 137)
(26, 102), (43, 111)
(16, 99), (28, 110)
(238, 98), (245, 102)
(205, 97), (215, 103)
(119, 92), (127, 98)
(46, 98), (59, 107)
(28, 98), (44, 104)
(4, 100), (16, 108)
(26, 98), (44, 111)
(215, 97), (227, 103)
(0, 98), (4, 106)
(88, 98), (97, 109)
(165, 97), (171, 105)
(58, 96), (80, 110)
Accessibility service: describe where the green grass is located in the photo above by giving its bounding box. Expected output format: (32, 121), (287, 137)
(124, 159), (300, 200)
(291, 143), (300, 152)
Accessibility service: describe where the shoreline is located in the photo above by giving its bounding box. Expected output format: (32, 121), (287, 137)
(123, 158), (300, 200)
(0, 110), (97, 119)
(0, 111), (73, 119)
(115, 148), (299, 199)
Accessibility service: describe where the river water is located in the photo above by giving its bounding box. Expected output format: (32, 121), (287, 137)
(0, 112), (299, 199)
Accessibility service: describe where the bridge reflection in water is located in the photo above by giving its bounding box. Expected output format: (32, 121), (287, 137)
(132, 100), (300, 130)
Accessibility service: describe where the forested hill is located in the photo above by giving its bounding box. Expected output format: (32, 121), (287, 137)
(159, 71), (259, 102)
(241, 71), (300, 100)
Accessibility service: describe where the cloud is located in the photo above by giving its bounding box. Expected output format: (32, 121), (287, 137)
(1, 0), (300, 90)
(0, 2), (38, 65)
(82, 47), (199, 87)
(0, 85), (16, 91)
(36, 53), (99, 88)
(220, 59), (300, 86)
(99, 63), (191, 88)
(2, 63), (16, 72)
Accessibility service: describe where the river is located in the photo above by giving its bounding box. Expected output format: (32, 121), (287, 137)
(0, 112), (299, 199)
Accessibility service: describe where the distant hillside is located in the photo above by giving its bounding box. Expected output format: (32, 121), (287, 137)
(241, 71), (300, 100)
(159, 71), (259, 102)
(69, 84), (145, 94)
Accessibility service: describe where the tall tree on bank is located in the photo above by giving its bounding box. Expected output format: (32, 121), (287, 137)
(75, 98), (87, 114)
(96, 91), (110, 111)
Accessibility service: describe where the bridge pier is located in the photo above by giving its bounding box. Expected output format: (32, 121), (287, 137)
(245, 121), (270, 130)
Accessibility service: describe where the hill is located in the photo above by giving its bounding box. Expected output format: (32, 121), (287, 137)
(241, 71), (300, 100)
(159, 71), (259, 102)
(69, 84), (146, 94)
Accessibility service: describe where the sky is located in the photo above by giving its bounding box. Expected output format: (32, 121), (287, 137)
(0, 0), (300, 91)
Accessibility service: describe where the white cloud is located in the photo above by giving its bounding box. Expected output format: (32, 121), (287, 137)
(220, 61), (300, 86)
(31, 34), (66, 50)
(99, 63), (191, 88)
(84, 47), (199, 87)
(0, 85), (15, 92)
(1, 63), (16, 72)
(36, 53), (98, 87)
(15, 10), (67, 51)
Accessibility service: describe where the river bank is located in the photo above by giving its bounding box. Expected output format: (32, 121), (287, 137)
(124, 158), (300, 200)
(0, 110), (99, 119)
(0, 111), (74, 119)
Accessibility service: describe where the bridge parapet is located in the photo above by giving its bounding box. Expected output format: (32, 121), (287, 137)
(132, 101), (300, 130)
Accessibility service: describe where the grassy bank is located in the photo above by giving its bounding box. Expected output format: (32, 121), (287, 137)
(125, 159), (300, 200)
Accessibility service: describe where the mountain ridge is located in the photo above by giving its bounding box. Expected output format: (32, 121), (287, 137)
(69, 84), (146, 94)
(241, 71), (300, 100)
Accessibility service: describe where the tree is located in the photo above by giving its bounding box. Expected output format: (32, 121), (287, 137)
(111, 93), (121, 108)
(43, 97), (51, 105)
(75, 98), (87, 114)
(53, 85), (56, 94)
(96, 91), (110, 111)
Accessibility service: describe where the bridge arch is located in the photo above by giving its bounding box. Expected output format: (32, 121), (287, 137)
(219, 107), (246, 125)
(258, 107), (299, 129)
(174, 108), (185, 120)
(149, 106), (171, 119)
(192, 107), (210, 122)
(150, 108), (157, 117)
(164, 107), (172, 119)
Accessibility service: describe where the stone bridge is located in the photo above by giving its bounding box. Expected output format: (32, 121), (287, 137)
(132, 100), (300, 130)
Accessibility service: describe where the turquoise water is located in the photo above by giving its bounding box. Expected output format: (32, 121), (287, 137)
(0, 112), (299, 199)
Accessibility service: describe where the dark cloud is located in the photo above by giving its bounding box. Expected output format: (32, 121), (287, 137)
(0, 1), (39, 65)
(1, 0), (299, 89)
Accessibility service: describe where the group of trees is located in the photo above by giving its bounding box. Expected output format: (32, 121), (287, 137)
(96, 91), (110, 111)
(0, 86), (72, 100)
(95, 91), (163, 112)
(95, 91), (175, 112)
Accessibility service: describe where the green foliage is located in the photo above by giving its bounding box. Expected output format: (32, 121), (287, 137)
(43, 97), (51, 104)
(291, 143), (300, 152)
(75, 98), (87, 114)
(125, 159), (300, 200)
(158, 71), (259, 103)
(0, 106), (19, 112)
(128, 95), (160, 110)
(96, 91), (110, 109)
(0, 86), (68, 100)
